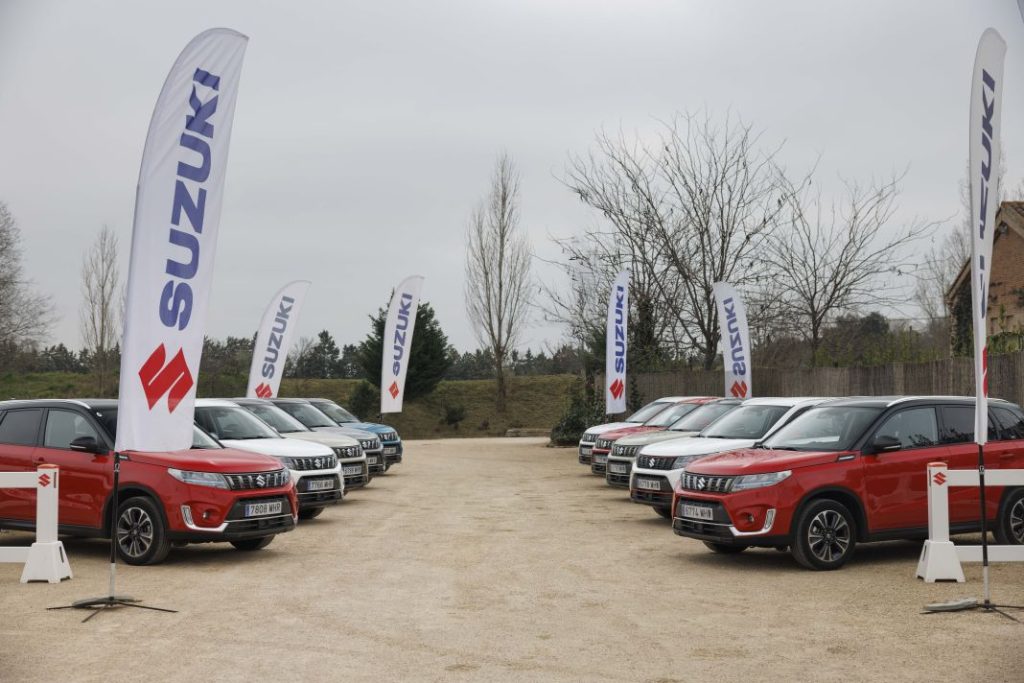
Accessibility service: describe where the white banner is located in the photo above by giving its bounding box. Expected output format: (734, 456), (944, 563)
(969, 29), (1005, 446)
(605, 270), (630, 414)
(116, 28), (248, 452)
(713, 282), (752, 399)
(381, 275), (425, 414)
(246, 280), (310, 399)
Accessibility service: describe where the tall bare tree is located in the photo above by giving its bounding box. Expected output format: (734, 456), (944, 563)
(80, 226), (120, 393)
(0, 201), (53, 362)
(767, 173), (936, 365)
(465, 153), (532, 411)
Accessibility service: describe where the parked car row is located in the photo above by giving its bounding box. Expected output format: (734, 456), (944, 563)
(579, 394), (1024, 569)
(0, 396), (403, 565)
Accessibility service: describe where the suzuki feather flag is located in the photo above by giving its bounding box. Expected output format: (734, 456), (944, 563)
(246, 280), (311, 399)
(712, 282), (752, 399)
(381, 275), (425, 414)
(116, 29), (248, 452)
(969, 29), (1005, 446)
(605, 270), (630, 414)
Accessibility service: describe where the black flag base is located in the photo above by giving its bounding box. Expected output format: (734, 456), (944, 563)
(923, 598), (1024, 622)
(47, 453), (177, 623)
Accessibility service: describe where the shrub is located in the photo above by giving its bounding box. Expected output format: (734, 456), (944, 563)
(348, 380), (379, 420)
(443, 403), (466, 429)
(549, 378), (604, 446)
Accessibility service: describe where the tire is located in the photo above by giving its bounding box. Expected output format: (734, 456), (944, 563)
(654, 506), (672, 519)
(115, 496), (171, 566)
(384, 463), (392, 472)
(703, 541), (746, 554)
(996, 489), (1024, 545)
(230, 536), (274, 551)
(298, 507), (325, 520)
(791, 499), (857, 570)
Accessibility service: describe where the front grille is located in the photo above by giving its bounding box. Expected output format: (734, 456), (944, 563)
(333, 446), (362, 459)
(582, 432), (597, 443)
(225, 469), (290, 490)
(682, 472), (736, 493)
(612, 444), (640, 457)
(673, 516), (734, 540)
(289, 455), (338, 471)
(596, 438), (614, 449)
(360, 438), (381, 451)
(635, 455), (676, 471)
(379, 431), (399, 443)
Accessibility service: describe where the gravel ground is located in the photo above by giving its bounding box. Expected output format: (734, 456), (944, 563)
(0, 437), (1020, 682)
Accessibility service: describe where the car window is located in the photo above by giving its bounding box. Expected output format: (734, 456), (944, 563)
(875, 408), (938, 449)
(0, 409), (43, 446)
(669, 403), (737, 432)
(312, 401), (358, 424)
(195, 406), (279, 440)
(994, 407), (1024, 441)
(645, 403), (698, 427)
(626, 401), (671, 423)
(763, 406), (882, 452)
(274, 402), (336, 428)
(938, 405), (998, 444)
(43, 410), (101, 449)
(701, 404), (790, 439)
(242, 404), (308, 433)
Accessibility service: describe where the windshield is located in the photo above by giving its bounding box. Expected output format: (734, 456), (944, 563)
(762, 406), (882, 452)
(194, 406), (280, 440)
(645, 403), (699, 427)
(311, 400), (358, 424)
(626, 401), (672, 423)
(241, 404), (308, 434)
(701, 404), (790, 439)
(94, 408), (223, 449)
(275, 402), (337, 428)
(669, 403), (738, 432)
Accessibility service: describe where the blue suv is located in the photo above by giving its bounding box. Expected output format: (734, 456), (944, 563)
(306, 398), (404, 471)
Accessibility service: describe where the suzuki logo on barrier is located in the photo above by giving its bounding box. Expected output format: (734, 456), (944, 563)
(254, 382), (273, 399)
(260, 296), (295, 380)
(609, 378), (624, 400)
(38, 473), (51, 488)
(388, 381), (400, 399)
(730, 381), (748, 398)
(933, 471), (947, 486)
(139, 344), (194, 412)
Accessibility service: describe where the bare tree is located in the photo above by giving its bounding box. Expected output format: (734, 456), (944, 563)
(465, 153), (532, 411)
(0, 201), (53, 361)
(767, 173), (936, 365)
(80, 225), (120, 393)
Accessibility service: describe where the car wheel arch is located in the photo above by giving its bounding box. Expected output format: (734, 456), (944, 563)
(792, 487), (867, 542)
(101, 484), (168, 536)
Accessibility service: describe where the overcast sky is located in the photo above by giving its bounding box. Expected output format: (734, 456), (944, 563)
(1, 0), (1023, 354)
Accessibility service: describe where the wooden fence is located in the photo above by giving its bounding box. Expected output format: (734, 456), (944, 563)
(605, 351), (1024, 407)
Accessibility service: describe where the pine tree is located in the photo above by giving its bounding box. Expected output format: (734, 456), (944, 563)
(356, 301), (452, 400)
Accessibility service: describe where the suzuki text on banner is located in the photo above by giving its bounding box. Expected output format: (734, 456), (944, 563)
(969, 29), (1005, 446)
(381, 276), (425, 414)
(116, 28), (249, 453)
(605, 270), (630, 414)
(246, 280), (311, 399)
(712, 282), (752, 399)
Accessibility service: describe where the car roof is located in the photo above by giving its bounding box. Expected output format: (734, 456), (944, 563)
(739, 396), (828, 407)
(231, 397), (273, 406)
(267, 397), (311, 404)
(194, 398), (241, 408)
(0, 398), (94, 410)
(815, 396), (1014, 409)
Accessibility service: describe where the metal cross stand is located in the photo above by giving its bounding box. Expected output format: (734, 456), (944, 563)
(923, 445), (1024, 622)
(48, 453), (176, 623)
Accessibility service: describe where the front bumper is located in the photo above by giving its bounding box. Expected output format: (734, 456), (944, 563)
(170, 494), (297, 542)
(629, 473), (672, 508)
(382, 441), (403, 465)
(578, 443), (594, 465)
(364, 449), (386, 474)
(671, 487), (788, 547)
(341, 460), (369, 489)
(590, 449), (609, 475)
(605, 457), (634, 488)
(296, 474), (343, 509)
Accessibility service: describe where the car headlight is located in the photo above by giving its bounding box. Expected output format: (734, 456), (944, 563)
(276, 457), (296, 469)
(168, 468), (229, 489)
(731, 470), (791, 491)
(672, 455), (697, 469)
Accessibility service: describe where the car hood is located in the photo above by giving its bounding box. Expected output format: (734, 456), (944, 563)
(312, 426), (375, 440)
(684, 447), (845, 476)
(129, 447), (285, 473)
(600, 425), (662, 441)
(584, 422), (635, 436)
(637, 437), (755, 459)
(278, 431), (359, 448)
(624, 430), (701, 449)
(345, 422), (397, 437)
(216, 436), (334, 458)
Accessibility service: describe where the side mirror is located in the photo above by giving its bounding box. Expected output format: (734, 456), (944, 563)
(869, 434), (902, 454)
(69, 435), (104, 455)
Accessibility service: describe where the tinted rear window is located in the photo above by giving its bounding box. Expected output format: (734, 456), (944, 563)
(938, 405), (999, 444)
(0, 409), (43, 446)
(994, 407), (1024, 441)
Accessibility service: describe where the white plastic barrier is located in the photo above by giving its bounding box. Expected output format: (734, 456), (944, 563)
(916, 462), (1024, 582)
(0, 465), (73, 583)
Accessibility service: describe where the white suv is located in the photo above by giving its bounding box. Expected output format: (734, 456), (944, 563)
(577, 397), (701, 465)
(194, 399), (343, 520)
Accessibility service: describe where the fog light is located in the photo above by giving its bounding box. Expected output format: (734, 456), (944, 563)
(202, 510), (211, 520)
(180, 505), (194, 526)
(745, 513), (755, 523)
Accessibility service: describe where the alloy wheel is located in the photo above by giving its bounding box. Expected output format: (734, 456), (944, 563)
(807, 509), (851, 564)
(1010, 499), (1024, 544)
(117, 506), (155, 560)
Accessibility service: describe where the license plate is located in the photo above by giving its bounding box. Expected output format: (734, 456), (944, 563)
(245, 501), (283, 517)
(343, 465), (363, 475)
(609, 462), (628, 474)
(681, 504), (714, 521)
(594, 454), (607, 464)
(367, 456), (380, 464)
(306, 478), (335, 491)
(383, 446), (397, 455)
(635, 478), (661, 491)
(580, 447), (592, 456)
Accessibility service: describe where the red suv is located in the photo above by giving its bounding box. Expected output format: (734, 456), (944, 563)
(671, 397), (1024, 570)
(0, 399), (298, 565)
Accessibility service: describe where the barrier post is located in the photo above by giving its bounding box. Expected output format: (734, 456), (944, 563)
(916, 462), (966, 582)
(20, 465), (72, 584)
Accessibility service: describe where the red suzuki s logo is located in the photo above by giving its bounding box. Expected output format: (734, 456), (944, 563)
(730, 380), (748, 398)
(139, 344), (194, 412)
(388, 381), (400, 399)
(609, 378), (625, 400)
(254, 382), (273, 399)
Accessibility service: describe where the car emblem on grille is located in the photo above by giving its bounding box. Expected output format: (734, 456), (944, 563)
(696, 477), (706, 490)
(314, 458), (322, 468)
(256, 474), (266, 488)
(647, 457), (655, 467)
